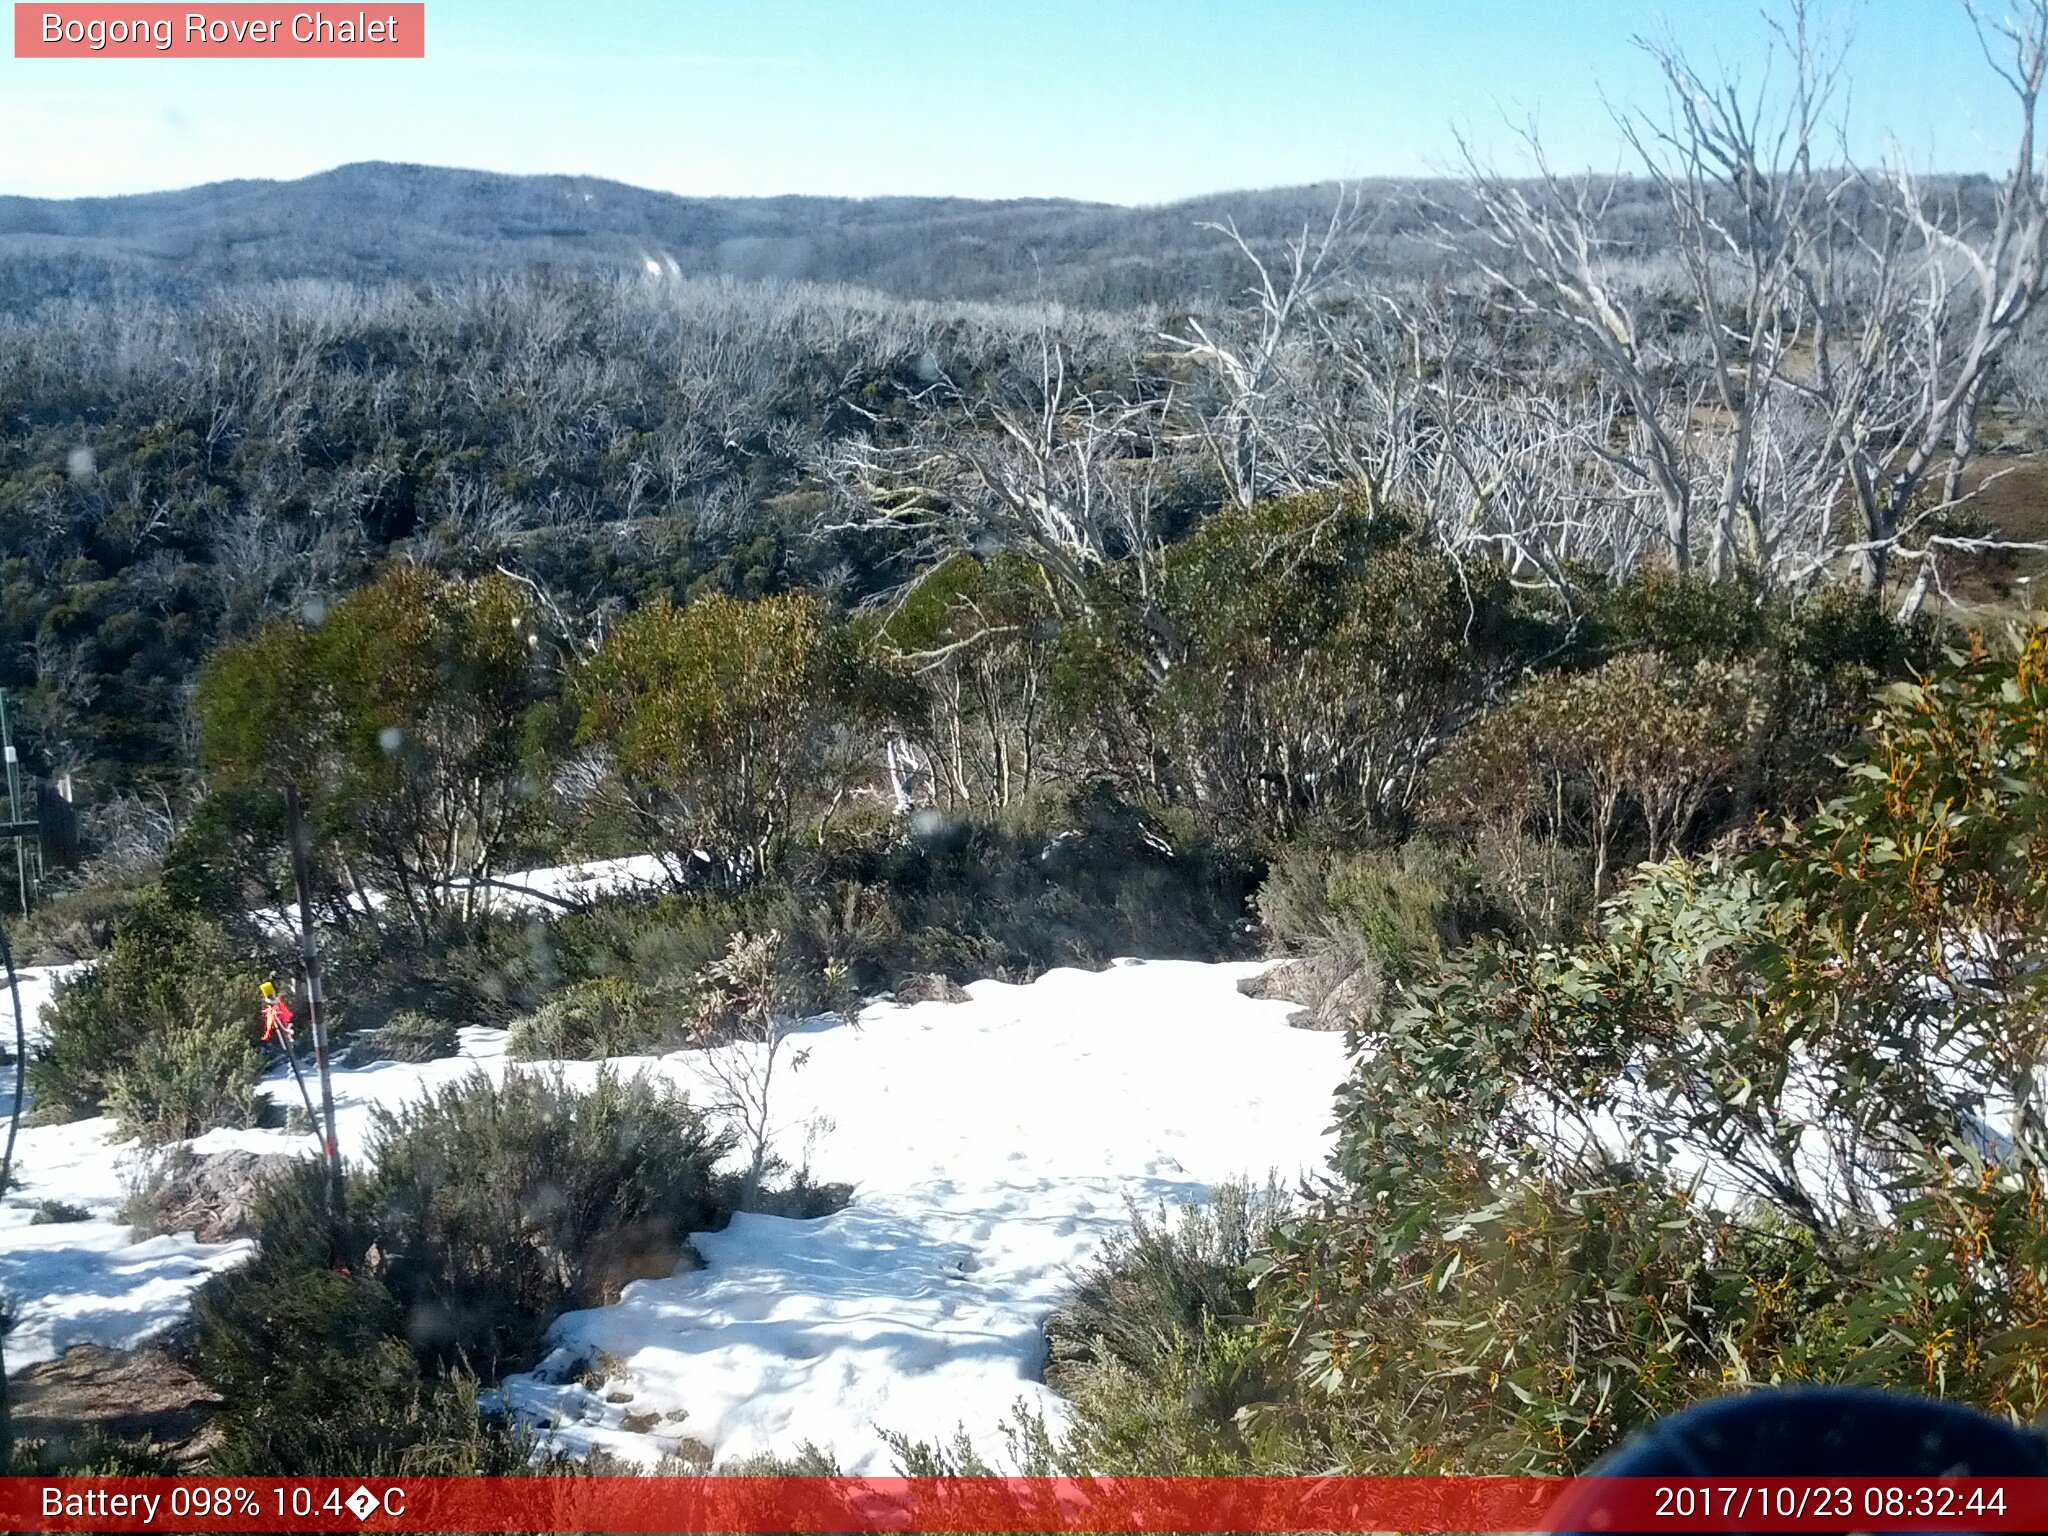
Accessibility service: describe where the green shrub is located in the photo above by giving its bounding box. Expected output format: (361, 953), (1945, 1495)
(29, 1198), (91, 1224)
(353, 1066), (732, 1370)
(552, 890), (779, 991)
(1048, 1182), (1286, 1391)
(507, 976), (681, 1060)
(1321, 843), (1465, 980)
(1463, 824), (1595, 946)
(814, 788), (1259, 985)
(347, 1009), (459, 1065)
(1133, 498), (1550, 842)
(718, 1443), (850, 1476)
(1590, 570), (1932, 818)
(1431, 654), (1760, 904)
(546, 788), (1256, 1004)
(29, 887), (262, 1127)
(8, 1429), (181, 1476)
(1246, 1167), (1823, 1473)
(194, 1249), (532, 1476)
(1257, 838), (1497, 979)
(104, 1021), (263, 1144)
(1251, 841), (1347, 953)
(8, 879), (149, 966)
(190, 1069), (735, 1469)
(324, 914), (564, 1034)
(1056, 1319), (1286, 1474)
(1035, 1184), (1293, 1475)
(1213, 627), (2048, 1475)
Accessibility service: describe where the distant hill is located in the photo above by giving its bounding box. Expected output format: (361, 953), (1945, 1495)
(5, 160), (1982, 313)
(0, 161), (1468, 310)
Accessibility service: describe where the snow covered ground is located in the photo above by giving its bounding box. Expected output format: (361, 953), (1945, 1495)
(247, 854), (674, 938)
(3, 941), (1345, 1472)
(8, 962), (83, 1050)
(4, 962), (257, 1372)
(502, 959), (1343, 1471)
(479, 853), (671, 910)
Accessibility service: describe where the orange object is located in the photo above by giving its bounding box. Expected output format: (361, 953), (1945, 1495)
(261, 991), (295, 1043)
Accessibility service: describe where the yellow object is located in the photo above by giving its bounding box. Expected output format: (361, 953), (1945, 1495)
(260, 980), (276, 999)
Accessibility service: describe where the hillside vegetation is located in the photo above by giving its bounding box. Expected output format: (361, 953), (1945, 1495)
(0, 164), (1466, 309)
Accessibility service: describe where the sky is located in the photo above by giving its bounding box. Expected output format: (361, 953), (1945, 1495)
(0, 1), (2020, 205)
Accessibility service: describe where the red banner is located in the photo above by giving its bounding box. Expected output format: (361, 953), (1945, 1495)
(4, 1476), (2045, 1533)
(14, 5), (425, 58)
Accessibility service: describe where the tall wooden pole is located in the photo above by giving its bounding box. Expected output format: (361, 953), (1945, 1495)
(284, 784), (344, 1222)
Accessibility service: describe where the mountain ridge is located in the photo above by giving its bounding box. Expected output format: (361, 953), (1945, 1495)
(0, 160), (1443, 308)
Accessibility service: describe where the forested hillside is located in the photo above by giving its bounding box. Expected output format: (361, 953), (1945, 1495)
(0, 162), (1469, 308)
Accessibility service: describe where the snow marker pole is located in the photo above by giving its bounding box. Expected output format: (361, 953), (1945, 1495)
(282, 1041), (322, 1136)
(284, 784), (345, 1225)
(264, 982), (324, 1137)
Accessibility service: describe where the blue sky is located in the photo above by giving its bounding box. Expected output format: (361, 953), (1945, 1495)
(0, 1), (2015, 203)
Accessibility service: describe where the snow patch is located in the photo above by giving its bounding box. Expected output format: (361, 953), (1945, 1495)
(0, 1070), (250, 1372)
(501, 959), (1342, 1472)
(3, 868), (1343, 1473)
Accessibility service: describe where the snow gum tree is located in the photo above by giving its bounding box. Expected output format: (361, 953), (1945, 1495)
(1432, 654), (1760, 903)
(1142, 493), (1532, 841)
(193, 567), (555, 935)
(857, 552), (1062, 813)
(572, 591), (843, 888)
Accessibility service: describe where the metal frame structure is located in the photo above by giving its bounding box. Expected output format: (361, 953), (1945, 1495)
(0, 690), (41, 917)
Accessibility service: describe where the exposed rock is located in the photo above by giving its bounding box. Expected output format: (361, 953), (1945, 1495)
(11, 1343), (221, 1469)
(666, 1436), (714, 1471)
(580, 1221), (699, 1307)
(1235, 963), (1315, 1029)
(892, 972), (970, 1005)
(127, 1146), (306, 1243)
(1237, 944), (1383, 1031)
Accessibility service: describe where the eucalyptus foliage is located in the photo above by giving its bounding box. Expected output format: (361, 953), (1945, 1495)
(1058, 624), (2048, 1475)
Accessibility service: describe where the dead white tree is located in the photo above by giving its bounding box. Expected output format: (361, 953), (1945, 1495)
(827, 332), (1183, 675)
(1459, 74), (1821, 583)
(1162, 199), (1365, 510)
(1464, 0), (2048, 606)
(1812, 0), (2048, 612)
(1160, 219), (1650, 594)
